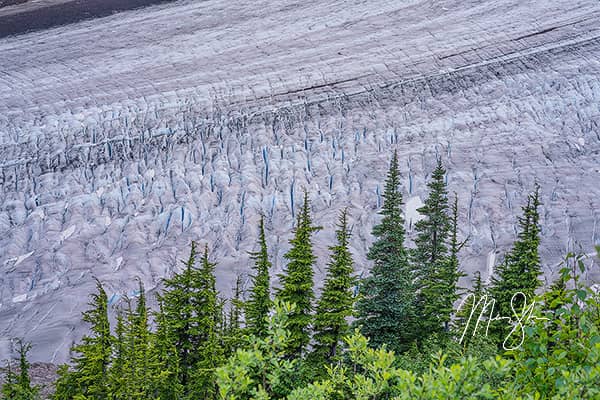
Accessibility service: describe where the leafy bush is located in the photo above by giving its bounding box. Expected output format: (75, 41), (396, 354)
(217, 252), (600, 399)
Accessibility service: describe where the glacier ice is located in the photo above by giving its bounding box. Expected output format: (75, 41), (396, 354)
(0, 0), (599, 362)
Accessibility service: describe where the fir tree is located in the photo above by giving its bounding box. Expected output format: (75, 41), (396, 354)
(155, 242), (224, 399)
(189, 245), (224, 399)
(228, 275), (244, 333)
(131, 281), (152, 399)
(489, 186), (543, 348)
(312, 209), (356, 365)
(109, 309), (129, 399)
(245, 216), (272, 338)
(426, 193), (465, 335)
(223, 275), (245, 357)
(53, 280), (112, 400)
(412, 158), (453, 337)
(354, 150), (417, 354)
(276, 192), (321, 356)
(109, 281), (153, 399)
(1, 340), (39, 400)
(1, 361), (18, 400)
(155, 243), (198, 392)
(455, 271), (486, 347)
(151, 300), (183, 400)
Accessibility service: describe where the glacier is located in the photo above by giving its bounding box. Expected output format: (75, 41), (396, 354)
(0, 0), (600, 362)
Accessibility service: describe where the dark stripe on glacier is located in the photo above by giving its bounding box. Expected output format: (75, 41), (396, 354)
(0, 0), (178, 39)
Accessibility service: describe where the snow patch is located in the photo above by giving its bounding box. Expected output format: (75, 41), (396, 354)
(404, 196), (424, 231)
(486, 251), (497, 284)
(12, 294), (27, 303)
(59, 225), (76, 242)
(14, 251), (34, 267)
(113, 256), (123, 271)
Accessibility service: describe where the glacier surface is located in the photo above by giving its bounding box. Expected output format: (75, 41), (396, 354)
(0, 0), (600, 362)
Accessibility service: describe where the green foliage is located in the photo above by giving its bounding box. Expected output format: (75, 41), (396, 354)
(246, 216), (273, 338)
(412, 159), (459, 338)
(53, 280), (112, 400)
(489, 186), (542, 348)
(454, 271), (489, 349)
(155, 242), (224, 399)
(216, 301), (299, 400)
(1, 340), (39, 400)
(151, 300), (183, 400)
(311, 209), (356, 372)
(223, 275), (246, 357)
(276, 192), (321, 356)
(37, 157), (600, 400)
(108, 281), (154, 400)
(289, 331), (511, 400)
(354, 150), (417, 354)
(412, 159), (451, 271)
(505, 253), (600, 399)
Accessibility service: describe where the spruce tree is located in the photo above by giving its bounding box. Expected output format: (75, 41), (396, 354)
(53, 280), (112, 400)
(354, 150), (417, 354)
(276, 192), (321, 356)
(412, 158), (453, 337)
(245, 216), (272, 338)
(489, 186), (543, 348)
(312, 209), (356, 364)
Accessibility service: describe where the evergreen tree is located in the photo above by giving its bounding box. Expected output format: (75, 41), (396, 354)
(130, 281), (152, 399)
(155, 243), (198, 393)
(489, 186), (543, 348)
(412, 158), (453, 337)
(1, 340), (39, 400)
(276, 192), (321, 356)
(109, 309), (129, 399)
(412, 159), (451, 269)
(109, 281), (153, 399)
(1, 361), (18, 400)
(228, 275), (244, 333)
(223, 275), (244, 357)
(425, 193), (465, 335)
(53, 280), (112, 400)
(455, 271), (486, 347)
(245, 216), (272, 338)
(151, 300), (183, 400)
(189, 245), (224, 399)
(155, 242), (224, 399)
(312, 209), (356, 365)
(354, 150), (417, 354)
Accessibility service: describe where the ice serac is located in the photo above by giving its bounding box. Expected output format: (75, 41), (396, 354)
(1, 0), (600, 362)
